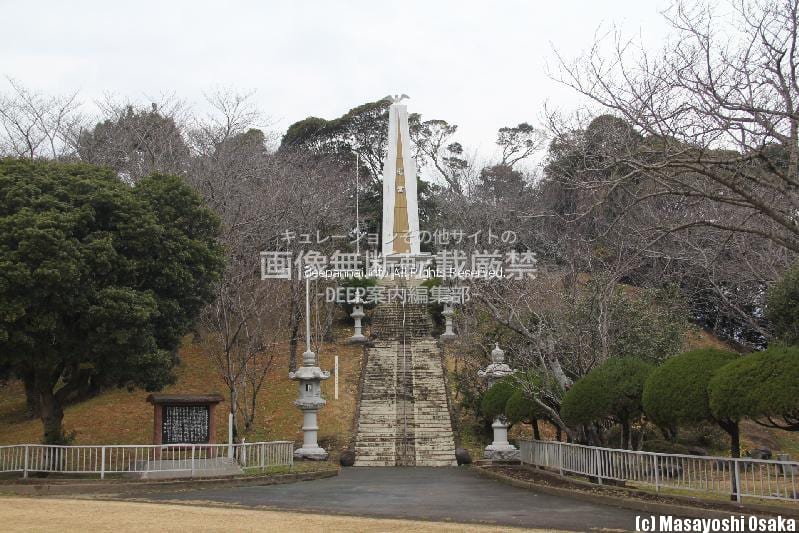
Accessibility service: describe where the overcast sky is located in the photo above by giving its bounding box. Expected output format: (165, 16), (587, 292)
(0, 0), (673, 162)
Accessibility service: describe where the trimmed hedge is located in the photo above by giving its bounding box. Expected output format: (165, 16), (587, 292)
(561, 357), (653, 426)
(708, 345), (799, 430)
(642, 348), (739, 428)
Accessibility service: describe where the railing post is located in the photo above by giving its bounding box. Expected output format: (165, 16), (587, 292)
(228, 413), (233, 459)
(558, 442), (564, 476)
(191, 444), (196, 477)
(733, 458), (742, 503)
(594, 447), (602, 485)
(23, 445), (29, 479)
(653, 453), (660, 493)
(100, 446), (105, 480)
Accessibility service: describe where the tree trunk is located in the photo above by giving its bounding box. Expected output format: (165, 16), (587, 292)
(660, 425), (678, 443)
(634, 428), (644, 450)
(323, 299), (334, 342)
(288, 296), (301, 372)
(555, 425), (562, 442)
(38, 387), (65, 445)
(721, 420), (741, 458)
(718, 419), (742, 500)
(591, 423), (604, 446)
(229, 387), (239, 442)
(621, 419), (631, 450)
(531, 418), (541, 440)
(244, 386), (257, 432)
(730, 424), (740, 459)
(23, 372), (41, 419)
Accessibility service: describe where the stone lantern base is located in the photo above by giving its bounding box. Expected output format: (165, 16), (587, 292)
(347, 334), (368, 344)
(483, 417), (520, 461)
(294, 446), (329, 461)
(484, 444), (520, 461)
(439, 332), (457, 341)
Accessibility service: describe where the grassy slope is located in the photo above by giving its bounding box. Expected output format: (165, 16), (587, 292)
(0, 333), (363, 450)
(3, 322), (797, 459)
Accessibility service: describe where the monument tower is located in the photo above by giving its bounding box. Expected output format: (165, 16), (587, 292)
(353, 95), (457, 467)
(382, 95), (421, 256)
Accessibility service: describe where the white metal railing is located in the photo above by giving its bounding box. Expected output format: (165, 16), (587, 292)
(520, 440), (799, 503)
(0, 441), (293, 479)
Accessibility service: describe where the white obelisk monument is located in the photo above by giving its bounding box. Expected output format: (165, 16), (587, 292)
(382, 95), (421, 256)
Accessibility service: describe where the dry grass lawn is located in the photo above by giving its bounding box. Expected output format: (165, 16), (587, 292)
(0, 497), (546, 532)
(0, 329), (363, 451)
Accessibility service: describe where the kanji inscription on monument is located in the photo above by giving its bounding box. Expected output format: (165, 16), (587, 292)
(162, 404), (210, 444)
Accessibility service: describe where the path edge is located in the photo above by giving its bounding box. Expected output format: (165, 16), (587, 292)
(0, 468), (339, 497)
(472, 465), (799, 520)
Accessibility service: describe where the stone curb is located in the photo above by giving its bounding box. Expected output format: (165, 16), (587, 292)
(472, 465), (799, 520)
(0, 468), (339, 497)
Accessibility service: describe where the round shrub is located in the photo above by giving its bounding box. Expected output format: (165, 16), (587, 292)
(708, 345), (799, 431)
(642, 348), (739, 428)
(561, 357), (653, 427)
(505, 389), (546, 424)
(480, 379), (516, 419)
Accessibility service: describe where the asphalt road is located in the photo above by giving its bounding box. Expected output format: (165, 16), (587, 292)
(134, 467), (653, 531)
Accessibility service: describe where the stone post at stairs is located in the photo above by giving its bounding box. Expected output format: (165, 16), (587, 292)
(440, 302), (456, 341)
(348, 296), (367, 344)
(478, 343), (519, 461)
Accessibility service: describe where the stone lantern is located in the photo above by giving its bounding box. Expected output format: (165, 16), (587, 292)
(440, 302), (456, 341)
(289, 348), (330, 460)
(289, 279), (331, 460)
(478, 343), (519, 461)
(348, 295), (367, 343)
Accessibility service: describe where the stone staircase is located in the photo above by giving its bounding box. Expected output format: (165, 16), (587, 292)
(370, 301), (432, 339)
(354, 301), (457, 467)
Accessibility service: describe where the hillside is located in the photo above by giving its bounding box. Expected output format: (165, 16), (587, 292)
(3, 323), (798, 461)
(0, 334), (363, 451)
(445, 328), (799, 459)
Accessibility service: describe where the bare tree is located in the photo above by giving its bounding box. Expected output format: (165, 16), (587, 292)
(189, 92), (352, 374)
(77, 94), (190, 182)
(200, 264), (284, 439)
(0, 78), (83, 159)
(190, 89), (265, 152)
(550, 0), (799, 253)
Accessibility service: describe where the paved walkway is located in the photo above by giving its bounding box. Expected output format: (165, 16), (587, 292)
(130, 467), (652, 531)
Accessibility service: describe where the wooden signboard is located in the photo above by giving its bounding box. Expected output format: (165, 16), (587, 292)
(146, 394), (223, 446)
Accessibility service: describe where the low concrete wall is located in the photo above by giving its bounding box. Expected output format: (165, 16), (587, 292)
(129, 457), (244, 480)
(0, 468), (338, 496)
